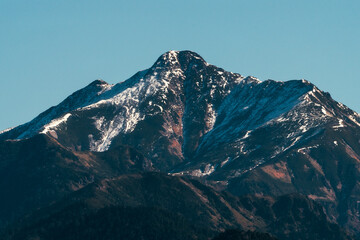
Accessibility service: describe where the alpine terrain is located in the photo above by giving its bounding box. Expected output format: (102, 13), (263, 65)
(1, 50), (360, 239)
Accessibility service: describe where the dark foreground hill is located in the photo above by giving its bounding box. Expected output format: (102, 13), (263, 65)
(213, 229), (278, 240)
(1, 173), (351, 240)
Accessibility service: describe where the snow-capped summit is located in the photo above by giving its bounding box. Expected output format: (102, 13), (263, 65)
(1, 51), (359, 168)
(89, 79), (108, 86)
(1, 50), (360, 233)
(152, 50), (206, 68)
(0, 50), (246, 166)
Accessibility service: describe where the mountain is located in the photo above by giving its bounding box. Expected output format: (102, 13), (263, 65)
(0, 51), (253, 171)
(1, 50), (360, 238)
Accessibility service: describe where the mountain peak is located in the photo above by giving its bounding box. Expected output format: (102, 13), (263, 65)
(152, 50), (206, 69)
(2, 51), (360, 239)
(162, 50), (205, 61)
(243, 75), (261, 84)
(88, 79), (108, 86)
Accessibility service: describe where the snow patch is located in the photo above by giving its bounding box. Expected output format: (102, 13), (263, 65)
(205, 103), (216, 132)
(40, 113), (72, 134)
(321, 106), (333, 117)
(241, 130), (252, 140)
(299, 125), (308, 133)
(348, 115), (360, 127)
(287, 136), (302, 149)
(338, 102), (346, 110)
(333, 119), (345, 129)
(276, 117), (288, 122)
(221, 157), (231, 167)
(297, 144), (320, 154)
(0, 126), (16, 135)
(189, 164), (216, 177)
(83, 67), (177, 151)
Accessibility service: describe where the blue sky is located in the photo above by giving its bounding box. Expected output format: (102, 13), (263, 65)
(1, 0), (359, 130)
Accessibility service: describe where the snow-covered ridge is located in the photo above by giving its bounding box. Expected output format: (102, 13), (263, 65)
(13, 80), (114, 139)
(40, 113), (72, 134)
(86, 50), (250, 152)
(0, 126), (16, 135)
(0, 51), (222, 145)
(83, 61), (187, 151)
(196, 80), (313, 152)
(1, 50), (359, 168)
(178, 79), (339, 177)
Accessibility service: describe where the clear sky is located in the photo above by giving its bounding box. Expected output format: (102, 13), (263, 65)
(1, 0), (359, 130)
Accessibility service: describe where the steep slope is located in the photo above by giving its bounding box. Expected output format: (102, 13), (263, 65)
(191, 84), (359, 233)
(175, 79), (360, 177)
(2, 51), (359, 175)
(171, 78), (360, 232)
(1, 173), (351, 240)
(1, 50), (360, 234)
(0, 51), (252, 171)
(226, 125), (360, 233)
